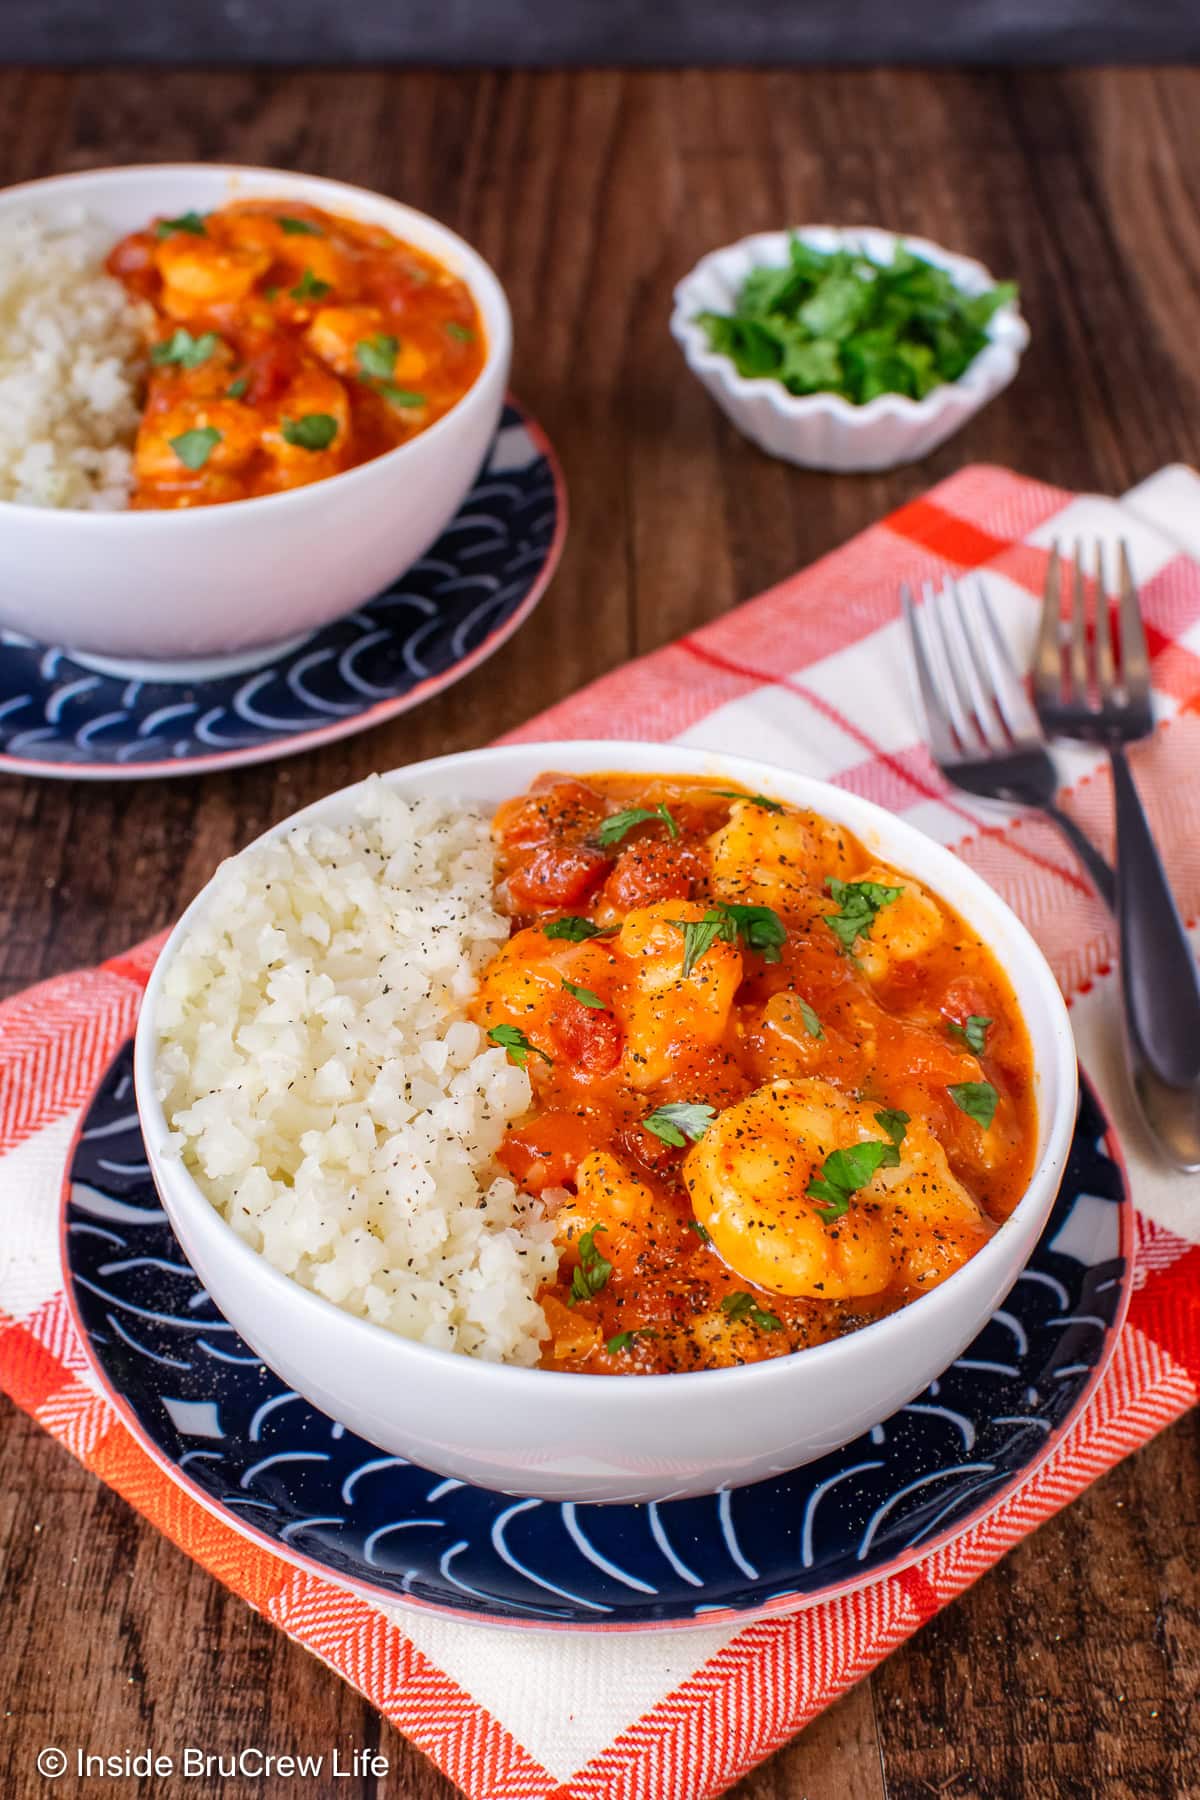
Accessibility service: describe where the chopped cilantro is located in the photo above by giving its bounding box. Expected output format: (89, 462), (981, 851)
(289, 267), (332, 301)
(278, 215), (322, 235)
(487, 1023), (551, 1069)
(712, 789), (784, 813)
(948, 1081), (999, 1130)
(695, 234), (1017, 405)
(169, 426), (221, 471)
(643, 1103), (717, 1148)
(568, 1225), (612, 1305)
(542, 916), (618, 943)
(806, 1110), (909, 1223)
(281, 412), (338, 451)
(721, 1291), (783, 1331)
(380, 384), (427, 408)
(561, 978), (606, 1010)
(797, 997), (824, 1039)
(670, 902), (786, 976)
(606, 1328), (657, 1354)
(152, 328), (221, 370)
(445, 321), (474, 341)
(948, 1015), (993, 1056)
(823, 878), (903, 953)
(355, 332), (399, 380)
(597, 803), (679, 848)
(226, 375), (249, 399)
(155, 211), (206, 238)
(687, 1219), (712, 1243)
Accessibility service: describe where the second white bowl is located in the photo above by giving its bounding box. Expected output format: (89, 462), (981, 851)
(0, 164), (512, 661)
(134, 742), (1077, 1504)
(671, 226), (1029, 472)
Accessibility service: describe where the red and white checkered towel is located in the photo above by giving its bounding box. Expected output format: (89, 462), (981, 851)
(2, 463), (1198, 1800)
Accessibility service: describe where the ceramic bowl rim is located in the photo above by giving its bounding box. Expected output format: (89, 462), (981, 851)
(133, 740), (1078, 1400)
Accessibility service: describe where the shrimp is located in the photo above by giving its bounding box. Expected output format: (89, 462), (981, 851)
(472, 928), (621, 1068)
(851, 866), (944, 982)
(551, 1150), (657, 1277)
(259, 366), (352, 485)
(616, 901), (742, 1088)
(154, 233), (271, 313)
(133, 396), (262, 486)
(684, 1077), (988, 1299)
(307, 306), (429, 384)
(709, 801), (853, 909)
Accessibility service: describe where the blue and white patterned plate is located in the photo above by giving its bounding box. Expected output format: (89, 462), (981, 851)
(63, 1044), (1130, 1632)
(0, 401), (564, 782)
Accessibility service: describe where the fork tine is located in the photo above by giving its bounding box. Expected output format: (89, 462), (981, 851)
(972, 578), (1041, 740)
(1070, 538), (1090, 702)
(926, 581), (985, 751)
(948, 581), (1008, 747)
(1032, 543), (1064, 712)
(1117, 539), (1150, 697)
(901, 583), (958, 767)
(1094, 541), (1116, 698)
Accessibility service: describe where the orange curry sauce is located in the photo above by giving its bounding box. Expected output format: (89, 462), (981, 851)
(472, 774), (1037, 1375)
(107, 200), (485, 507)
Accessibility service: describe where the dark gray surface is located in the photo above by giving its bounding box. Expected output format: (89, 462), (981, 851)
(5, 0), (1200, 65)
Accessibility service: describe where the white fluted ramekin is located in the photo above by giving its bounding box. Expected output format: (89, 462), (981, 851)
(671, 226), (1029, 473)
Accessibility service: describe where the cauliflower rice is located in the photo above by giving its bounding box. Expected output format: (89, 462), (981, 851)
(155, 779), (558, 1365)
(0, 209), (148, 510)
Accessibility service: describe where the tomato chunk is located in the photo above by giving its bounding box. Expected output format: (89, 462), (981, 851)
(548, 996), (623, 1076)
(603, 838), (701, 911)
(498, 1109), (600, 1191)
(507, 843), (609, 910)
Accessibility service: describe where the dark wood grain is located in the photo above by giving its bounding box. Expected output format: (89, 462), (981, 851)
(1, 64), (1197, 1800)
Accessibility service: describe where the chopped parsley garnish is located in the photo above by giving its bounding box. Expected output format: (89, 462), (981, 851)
(948, 1081), (999, 1130)
(281, 412), (338, 451)
(561, 978), (606, 1010)
(797, 997), (824, 1039)
(156, 211), (206, 238)
(568, 1225), (612, 1305)
(278, 215), (322, 235)
(806, 1109), (910, 1223)
(823, 878), (903, 953)
(152, 328), (221, 370)
(355, 332), (399, 380)
(713, 789), (784, 813)
(671, 902), (787, 977)
(445, 321), (474, 341)
(695, 233), (1017, 405)
(721, 1291), (782, 1331)
(380, 385), (427, 408)
(597, 803), (679, 848)
(687, 1219), (712, 1243)
(606, 1328), (657, 1354)
(487, 1023), (551, 1069)
(169, 426), (221, 471)
(644, 1103), (717, 1147)
(948, 1015), (993, 1056)
(290, 267), (332, 301)
(226, 375), (250, 399)
(542, 916), (618, 943)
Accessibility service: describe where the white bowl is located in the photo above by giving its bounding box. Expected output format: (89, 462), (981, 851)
(671, 227), (1029, 472)
(134, 742), (1076, 1504)
(0, 164), (512, 662)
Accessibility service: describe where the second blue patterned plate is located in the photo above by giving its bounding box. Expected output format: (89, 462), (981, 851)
(64, 1045), (1130, 1632)
(0, 401), (563, 781)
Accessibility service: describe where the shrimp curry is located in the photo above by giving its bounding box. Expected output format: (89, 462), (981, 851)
(107, 200), (484, 508)
(473, 773), (1038, 1374)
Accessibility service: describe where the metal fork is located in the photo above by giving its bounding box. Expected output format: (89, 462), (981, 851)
(1033, 542), (1200, 1168)
(900, 578), (1116, 908)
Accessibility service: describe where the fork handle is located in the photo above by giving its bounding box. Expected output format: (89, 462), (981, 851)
(1111, 744), (1200, 1092)
(1041, 800), (1116, 911)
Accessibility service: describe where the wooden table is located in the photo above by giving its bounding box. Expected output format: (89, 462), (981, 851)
(2, 63), (1198, 1800)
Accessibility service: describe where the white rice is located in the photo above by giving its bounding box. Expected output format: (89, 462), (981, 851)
(155, 778), (558, 1365)
(0, 208), (149, 510)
